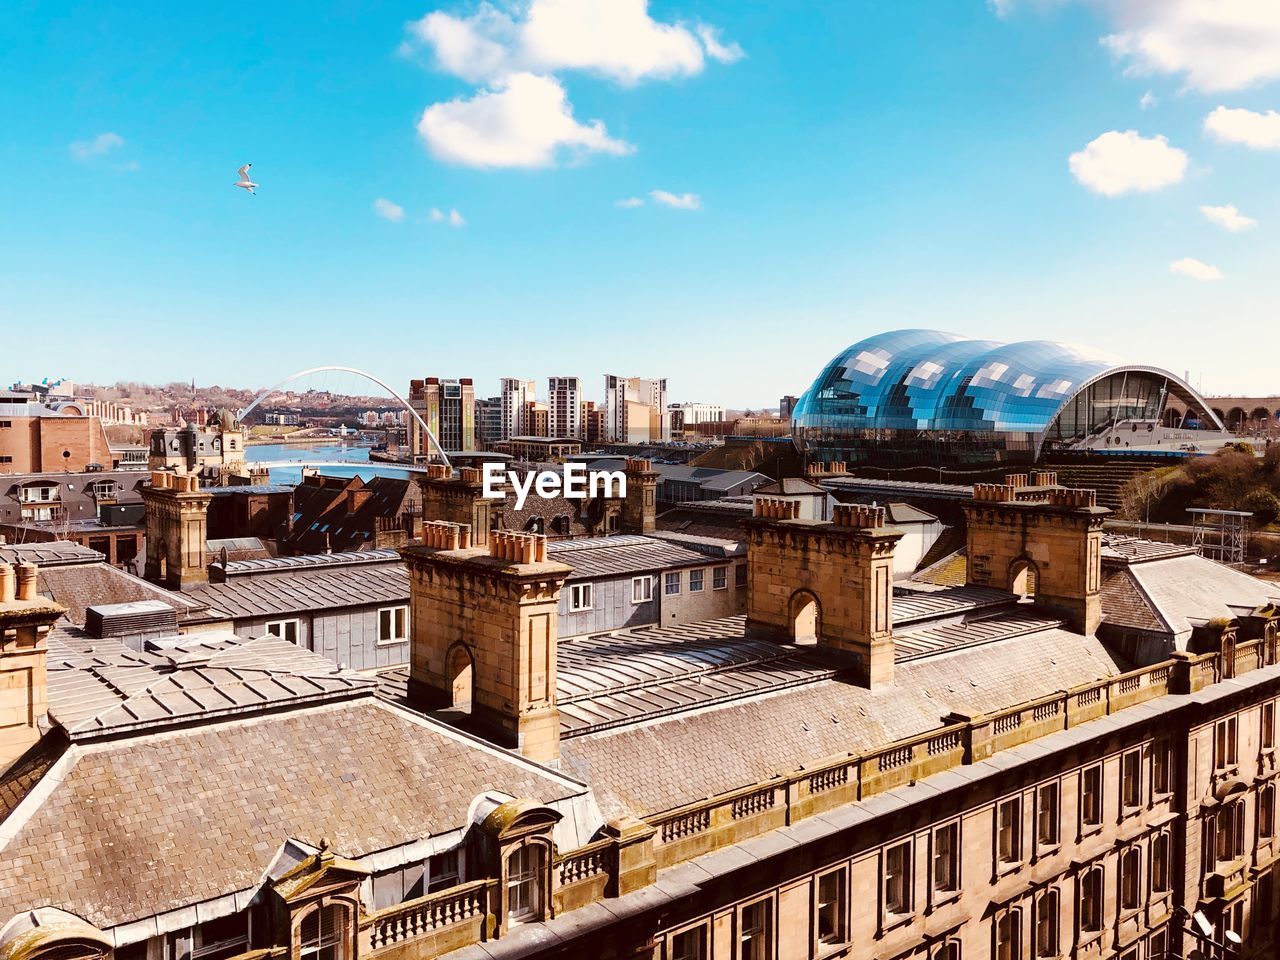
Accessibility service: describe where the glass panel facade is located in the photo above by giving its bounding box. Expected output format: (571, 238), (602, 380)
(791, 329), (1223, 466)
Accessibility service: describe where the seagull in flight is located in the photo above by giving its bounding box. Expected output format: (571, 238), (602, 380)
(234, 163), (258, 195)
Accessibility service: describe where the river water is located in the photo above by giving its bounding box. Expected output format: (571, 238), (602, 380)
(245, 441), (414, 485)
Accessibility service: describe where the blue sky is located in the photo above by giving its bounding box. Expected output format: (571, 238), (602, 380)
(3, 0), (1278, 406)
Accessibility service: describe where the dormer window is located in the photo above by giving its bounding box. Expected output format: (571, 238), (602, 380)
(19, 483), (59, 503)
(299, 905), (347, 960)
(506, 845), (545, 923)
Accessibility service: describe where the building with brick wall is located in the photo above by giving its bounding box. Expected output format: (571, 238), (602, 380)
(0, 390), (115, 473)
(3, 473), (1280, 960)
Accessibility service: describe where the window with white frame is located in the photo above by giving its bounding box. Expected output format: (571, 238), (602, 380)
(377, 606), (408, 643)
(713, 565), (728, 590)
(506, 845), (545, 923)
(568, 583), (593, 612)
(738, 898), (772, 960)
(883, 839), (913, 918)
(631, 575), (654, 604)
(264, 619), (300, 644)
(299, 905), (346, 960)
(665, 572), (681, 595)
(19, 484), (59, 503)
(689, 569), (704, 592)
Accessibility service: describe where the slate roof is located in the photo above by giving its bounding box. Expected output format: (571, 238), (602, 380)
(1125, 552), (1280, 640)
(44, 632), (378, 739)
(1100, 568), (1167, 633)
(35, 563), (206, 625)
(0, 700), (588, 930)
(284, 475), (419, 554)
(892, 583), (1015, 626)
(548, 535), (734, 583)
(559, 626), (1124, 819)
(185, 558), (409, 620)
(0, 541), (102, 567)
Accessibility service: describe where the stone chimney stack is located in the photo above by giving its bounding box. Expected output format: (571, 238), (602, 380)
(743, 499), (902, 687)
(0, 562), (65, 771)
(400, 525), (571, 763)
(141, 470), (213, 590)
(417, 465), (493, 548)
(621, 458), (659, 534)
(962, 476), (1108, 635)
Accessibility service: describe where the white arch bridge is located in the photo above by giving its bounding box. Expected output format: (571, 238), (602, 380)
(249, 460), (439, 475)
(237, 366), (450, 467)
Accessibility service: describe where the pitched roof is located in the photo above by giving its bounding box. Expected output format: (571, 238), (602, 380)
(34, 563), (205, 625)
(1126, 552), (1280, 639)
(0, 700), (588, 930)
(559, 626), (1123, 819)
(44, 632), (377, 738)
(1100, 568), (1167, 633)
(548, 535), (735, 582)
(185, 558), (409, 620)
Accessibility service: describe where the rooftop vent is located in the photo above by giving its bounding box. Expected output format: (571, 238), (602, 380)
(85, 600), (178, 639)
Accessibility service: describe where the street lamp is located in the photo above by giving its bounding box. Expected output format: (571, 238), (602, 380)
(1163, 907), (1243, 960)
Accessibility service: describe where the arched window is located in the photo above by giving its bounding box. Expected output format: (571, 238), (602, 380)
(1009, 559), (1038, 597)
(1119, 847), (1141, 911)
(506, 844), (546, 923)
(1151, 832), (1171, 894)
(789, 590), (820, 643)
(299, 905), (347, 960)
(1216, 799), (1246, 864)
(1079, 866), (1104, 934)
(1034, 887), (1059, 958)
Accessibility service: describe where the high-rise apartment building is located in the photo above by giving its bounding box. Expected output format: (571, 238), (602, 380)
(582, 400), (606, 444)
(408, 377), (474, 456)
(475, 397), (503, 450)
(499, 378), (535, 440)
(547, 377), (582, 439)
(780, 394), (799, 419)
(604, 375), (668, 443)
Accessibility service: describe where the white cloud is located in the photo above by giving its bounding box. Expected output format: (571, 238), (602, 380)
(615, 196), (644, 208)
(1067, 130), (1188, 196)
(373, 198), (406, 221)
(696, 24), (745, 64)
(429, 208), (445, 222)
(70, 131), (124, 161)
(1203, 105), (1280, 150)
(448, 208), (466, 227)
(407, 6), (518, 84)
(407, 0), (740, 85)
(1170, 256), (1224, 281)
(417, 72), (632, 168)
(1200, 203), (1257, 231)
(428, 207), (467, 226)
(1139, 90), (1157, 109)
(649, 189), (701, 210)
(1099, 0), (1280, 93)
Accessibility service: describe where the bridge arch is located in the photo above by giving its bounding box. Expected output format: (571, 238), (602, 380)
(238, 366), (450, 466)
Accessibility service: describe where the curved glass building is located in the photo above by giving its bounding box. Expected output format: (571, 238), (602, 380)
(791, 330), (1226, 466)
